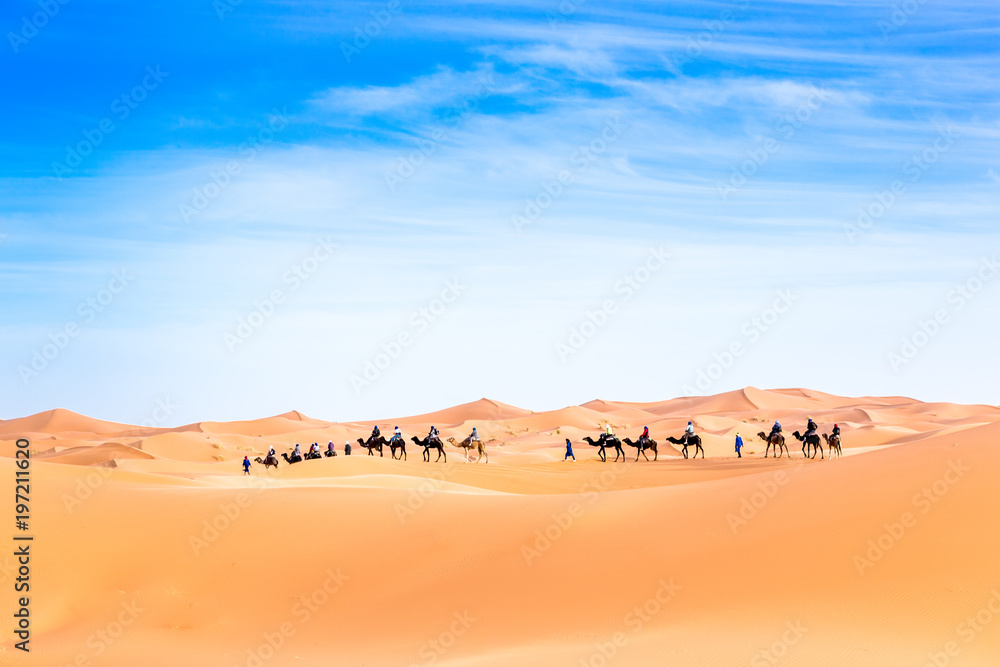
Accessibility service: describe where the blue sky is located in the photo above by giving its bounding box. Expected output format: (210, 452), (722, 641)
(2, 0), (999, 425)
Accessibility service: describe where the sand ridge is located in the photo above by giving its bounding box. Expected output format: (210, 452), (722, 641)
(2, 387), (999, 666)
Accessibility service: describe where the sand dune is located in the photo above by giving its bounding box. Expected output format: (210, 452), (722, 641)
(392, 397), (532, 426)
(4, 388), (999, 666)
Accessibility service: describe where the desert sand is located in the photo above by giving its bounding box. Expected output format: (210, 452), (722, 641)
(2, 387), (999, 666)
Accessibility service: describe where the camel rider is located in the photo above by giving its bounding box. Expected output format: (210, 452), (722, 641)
(392, 426), (402, 443)
(683, 421), (695, 444)
(428, 426), (440, 444)
(639, 426), (649, 445)
(832, 423), (841, 438)
(470, 427), (481, 442)
(327, 441), (336, 455)
(770, 421), (782, 438)
(293, 443), (302, 459)
(310, 442), (319, 456)
(267, 445), (276, 460)
(604, 423), (614, 441)
(804, 418), (818, 438)
(371, 425), (381, 442)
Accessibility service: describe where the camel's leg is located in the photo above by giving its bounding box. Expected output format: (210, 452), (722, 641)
(698, 445), (704, 459)
(641, 449), (649, 462)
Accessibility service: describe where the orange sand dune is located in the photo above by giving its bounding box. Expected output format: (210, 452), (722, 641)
(0, 408), (133, 436)
(3, 388), (1000, 666)
(391, 397), (532, 426)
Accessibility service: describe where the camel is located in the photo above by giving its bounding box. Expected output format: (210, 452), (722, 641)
(822, 433), (842, 458)
(254, 455), (279, 470)
(666, 435), (704, 459)
(582, 435), (625, 462)
(756, 431), (789, 459)
(281, 452), (302, 465)
(446, 437), (488, 463)
(622, 437), (658, 462)
(410, 436), (447, 462)
(792, 431), (823, 459)
(304, 449), (323, 460)
(356, 437), (384, 457)
(323, 448), (337, 457)
(383, 435), (407, 461)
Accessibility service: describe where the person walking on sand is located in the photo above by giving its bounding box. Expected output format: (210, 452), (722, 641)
(344, 440), (352, 456)
(564, 438), (576, 461)
(735, 433), (744, 458)
(242, 456), (251, 475)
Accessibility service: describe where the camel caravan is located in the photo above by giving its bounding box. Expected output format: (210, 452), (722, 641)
(249, 418), (843, 469)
